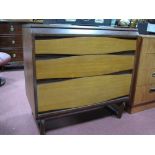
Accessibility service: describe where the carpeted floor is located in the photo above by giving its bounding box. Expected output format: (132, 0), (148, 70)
(0, 70), (155, 135)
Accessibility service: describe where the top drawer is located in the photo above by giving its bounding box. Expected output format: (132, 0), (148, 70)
(35, 37), (136, 55)
(0, 23), (22, 34)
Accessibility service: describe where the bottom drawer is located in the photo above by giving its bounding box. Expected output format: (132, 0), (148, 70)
(0, 50), (23, 62)
(134, 84), (155, 105)
(37, 74), (132, 112)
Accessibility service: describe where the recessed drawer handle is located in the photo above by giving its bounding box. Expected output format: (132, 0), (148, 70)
(149, 88), (155, 93)
(152, 72), (155, 77)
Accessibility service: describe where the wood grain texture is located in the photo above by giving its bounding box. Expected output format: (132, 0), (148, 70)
(35, 37), (136, 55)
(141, 37), (155, 54)
(37, 74), (132, 112)
(134, 84), (155, 105)
(36, 55), (134, 79)
(136, 68), (155, 86)
(138, 53), (155, 70)
(129, 101), (155, 113)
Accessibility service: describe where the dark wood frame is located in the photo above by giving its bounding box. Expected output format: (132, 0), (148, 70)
(23, 24), (139, 134)
(126, 37), (143, 112)
(37, 98), (128, 134)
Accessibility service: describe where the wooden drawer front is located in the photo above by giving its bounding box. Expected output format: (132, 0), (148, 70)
(37, 74), (131, 112)
(134, 84), (155, 105)
(142, 37), (155, 54)
(36, 55), (134, 79)
(35, 37), (136, 55)
(136, 68), (155, 86)
(0, 23), (22, 34)
(0, 36), (22, 48)
(138, 53), (155, 70)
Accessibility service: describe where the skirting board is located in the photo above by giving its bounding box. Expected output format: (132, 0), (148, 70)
(128, 101), (155, 113)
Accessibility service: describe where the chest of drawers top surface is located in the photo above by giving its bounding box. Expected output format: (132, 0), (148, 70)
(23, 24), (138, 37)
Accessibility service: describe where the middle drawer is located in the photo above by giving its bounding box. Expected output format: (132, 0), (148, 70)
(0, 35), (22, 48)
(35, 55), (134, 79)
(138, 53), (155, 70)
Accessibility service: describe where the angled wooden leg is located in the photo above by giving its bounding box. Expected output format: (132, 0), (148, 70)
(40, 119), (46, 135)
(107, 102), (126, 119)
(0, 77), (6, 87)
(116, 102), (126, 118)
(37, 119), (46, 135)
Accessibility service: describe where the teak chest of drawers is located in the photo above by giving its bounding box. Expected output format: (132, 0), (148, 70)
(23, 24), (138, 134)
